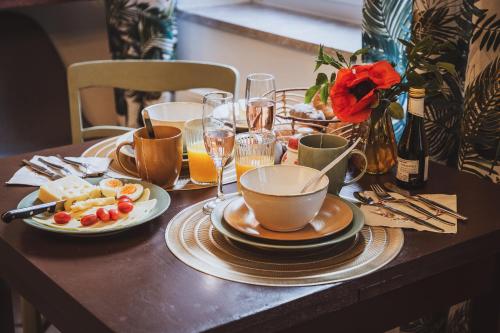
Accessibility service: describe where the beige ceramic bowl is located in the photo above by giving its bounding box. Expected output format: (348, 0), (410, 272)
(239, 165), (329, 232)
(143, 102), (204, 131)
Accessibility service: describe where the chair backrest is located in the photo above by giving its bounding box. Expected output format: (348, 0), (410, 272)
(67, 60), (240, 143)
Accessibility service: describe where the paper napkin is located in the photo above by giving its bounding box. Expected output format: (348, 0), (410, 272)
(6, 155), (112, 186)
(360, 191), (458, 233)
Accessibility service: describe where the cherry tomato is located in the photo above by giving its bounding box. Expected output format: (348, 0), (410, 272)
(96, 208), (110, 222)
(108, 208), (120, 221)
(54, 211), (71, 225)
(118, 201), (134, 214)
(118, 195), (132, 203)
(80, 214), (98, 226)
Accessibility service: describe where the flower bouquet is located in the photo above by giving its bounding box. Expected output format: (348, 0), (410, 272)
(307, 37), (456, 174)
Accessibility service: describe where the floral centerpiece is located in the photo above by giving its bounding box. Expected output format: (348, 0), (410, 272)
(307, 37), (456, 174)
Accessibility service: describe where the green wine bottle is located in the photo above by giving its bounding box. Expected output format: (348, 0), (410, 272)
(396, 87), (429, 189)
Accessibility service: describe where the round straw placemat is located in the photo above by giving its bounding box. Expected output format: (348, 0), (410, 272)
(165, 196), (404, 287)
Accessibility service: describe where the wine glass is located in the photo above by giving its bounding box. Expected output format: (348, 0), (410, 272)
(245, 73), (276, 133)
(202, 91), (236, 214)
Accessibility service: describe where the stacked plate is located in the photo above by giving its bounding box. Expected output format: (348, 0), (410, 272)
(211, 194), (364, 251)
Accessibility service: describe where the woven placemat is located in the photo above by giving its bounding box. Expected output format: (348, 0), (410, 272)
(165, 196), (404, 287)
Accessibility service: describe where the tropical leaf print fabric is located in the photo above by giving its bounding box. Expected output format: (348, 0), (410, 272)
(105, 0), (177, 127)
(459, 0), (499, 182)
(362, 0), (499, 184)
(362, 0), (412, 138)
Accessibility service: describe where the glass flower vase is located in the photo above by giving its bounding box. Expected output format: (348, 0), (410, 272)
(362, 110), (398, 175)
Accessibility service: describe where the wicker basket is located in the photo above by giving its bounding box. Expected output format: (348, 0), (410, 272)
(275, 88), (363, 145)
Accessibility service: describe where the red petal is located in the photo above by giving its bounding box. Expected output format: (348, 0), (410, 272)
(369, 61), (401, 89)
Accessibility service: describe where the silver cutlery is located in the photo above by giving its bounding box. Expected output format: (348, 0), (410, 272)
(37, 157), (71, 176)
(354, 191), (445, 232)
(371, 184), (455, 226)
(55, 154), (104, 178)
(2, 200), (66, 223)
(383, 182), (467, 220)
(22, 159), (61, 180)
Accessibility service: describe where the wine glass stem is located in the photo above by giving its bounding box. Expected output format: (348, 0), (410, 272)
(216, 165), (224, 201)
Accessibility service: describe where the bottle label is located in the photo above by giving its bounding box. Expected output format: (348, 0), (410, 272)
(396, 157), (419, 182)
(408, 97), (424, 117)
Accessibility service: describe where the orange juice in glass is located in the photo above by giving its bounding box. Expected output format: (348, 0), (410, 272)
(185, 119), (217, 185)
(235, 133), (275, 191)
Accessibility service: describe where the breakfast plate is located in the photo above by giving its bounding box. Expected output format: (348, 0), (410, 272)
(223, 195), (353, 242)
(211, 195), (364, 250)
(16, 177), (170, 236)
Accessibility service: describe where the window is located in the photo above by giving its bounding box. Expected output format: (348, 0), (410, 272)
(256, 0), (363, 25)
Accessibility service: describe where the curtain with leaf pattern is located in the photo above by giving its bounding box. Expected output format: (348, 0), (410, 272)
(362, 0), (498, 332)
(363, 0), (499, 184)
(105, 0), (177, 127)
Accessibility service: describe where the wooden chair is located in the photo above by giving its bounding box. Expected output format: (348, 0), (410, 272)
(67, 60), (240, 143)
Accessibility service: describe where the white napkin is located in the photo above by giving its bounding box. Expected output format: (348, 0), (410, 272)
(6, 155), (112, 186)
(360, 191), (458, 233)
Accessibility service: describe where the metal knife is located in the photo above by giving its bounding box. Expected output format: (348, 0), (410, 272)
(22, 159), (61, 180)
(354, 192), (445, 232)
(37, 157), (72, 175)
(378, 202), (445, 232)
(1, 200), (65, 223)
(384, 182), (467, 220)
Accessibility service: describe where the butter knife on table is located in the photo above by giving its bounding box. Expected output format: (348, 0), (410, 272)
(1, 200), (65, 223)
(384, 182), (467, 220)
(22, 159), (61, 180)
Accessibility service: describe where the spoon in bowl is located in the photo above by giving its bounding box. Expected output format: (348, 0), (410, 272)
(300, 137), (361, 193)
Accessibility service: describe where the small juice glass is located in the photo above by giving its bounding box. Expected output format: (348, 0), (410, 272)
(235, 132), (275, 191)
(185, 119), (217, 185)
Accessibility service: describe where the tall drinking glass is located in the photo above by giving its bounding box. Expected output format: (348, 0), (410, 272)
(235, 132), (276, 191)
(202, 92), (236, 214)
(185, 119), (217, 185)
(245, 73), (276, 133)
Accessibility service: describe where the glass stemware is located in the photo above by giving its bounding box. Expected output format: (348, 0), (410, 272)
(245, 73), (276, 133)
(201, 91), (236, 214)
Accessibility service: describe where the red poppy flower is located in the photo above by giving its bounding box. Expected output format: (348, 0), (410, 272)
(330, 60), (401, 123)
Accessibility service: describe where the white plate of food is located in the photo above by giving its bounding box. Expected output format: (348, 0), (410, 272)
(10, 175), (170, 236)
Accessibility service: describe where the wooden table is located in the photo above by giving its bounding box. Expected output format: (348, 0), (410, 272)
(0, 142), (499, 333)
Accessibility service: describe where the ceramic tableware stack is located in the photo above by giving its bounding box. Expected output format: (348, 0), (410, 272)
(210, 165), (365, 252)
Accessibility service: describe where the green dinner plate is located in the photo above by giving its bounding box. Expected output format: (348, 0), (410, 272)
(17, 178), (170, 237)
(210, 194), (364, 250)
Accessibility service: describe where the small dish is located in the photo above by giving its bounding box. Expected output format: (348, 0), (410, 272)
(223, 195), (353, 242)
(17, 178), (170, 236)
(210, 195), (364, 251)
(239, 165), (329, 232)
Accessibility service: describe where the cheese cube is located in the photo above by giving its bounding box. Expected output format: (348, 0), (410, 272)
(38, 176), (100, 205)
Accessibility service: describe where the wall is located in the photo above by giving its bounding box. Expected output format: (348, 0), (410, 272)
(177, 19), (321, 99)
(16, 0), (115, 125)
(16, 1), (346, 124)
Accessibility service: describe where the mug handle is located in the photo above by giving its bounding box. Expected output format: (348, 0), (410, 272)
(342, 149), (368, 185)
(115, 141), (141, 178)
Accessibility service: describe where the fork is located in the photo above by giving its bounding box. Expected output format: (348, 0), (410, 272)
(354, 191), (444, 232)
(370, 184), (455, 226)
(55, 154), (105, 178)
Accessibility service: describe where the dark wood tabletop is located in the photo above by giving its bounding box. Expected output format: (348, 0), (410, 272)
(0, 142), (499, 333)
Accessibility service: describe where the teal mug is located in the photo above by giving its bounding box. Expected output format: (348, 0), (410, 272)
(298, 134), (367, 194)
